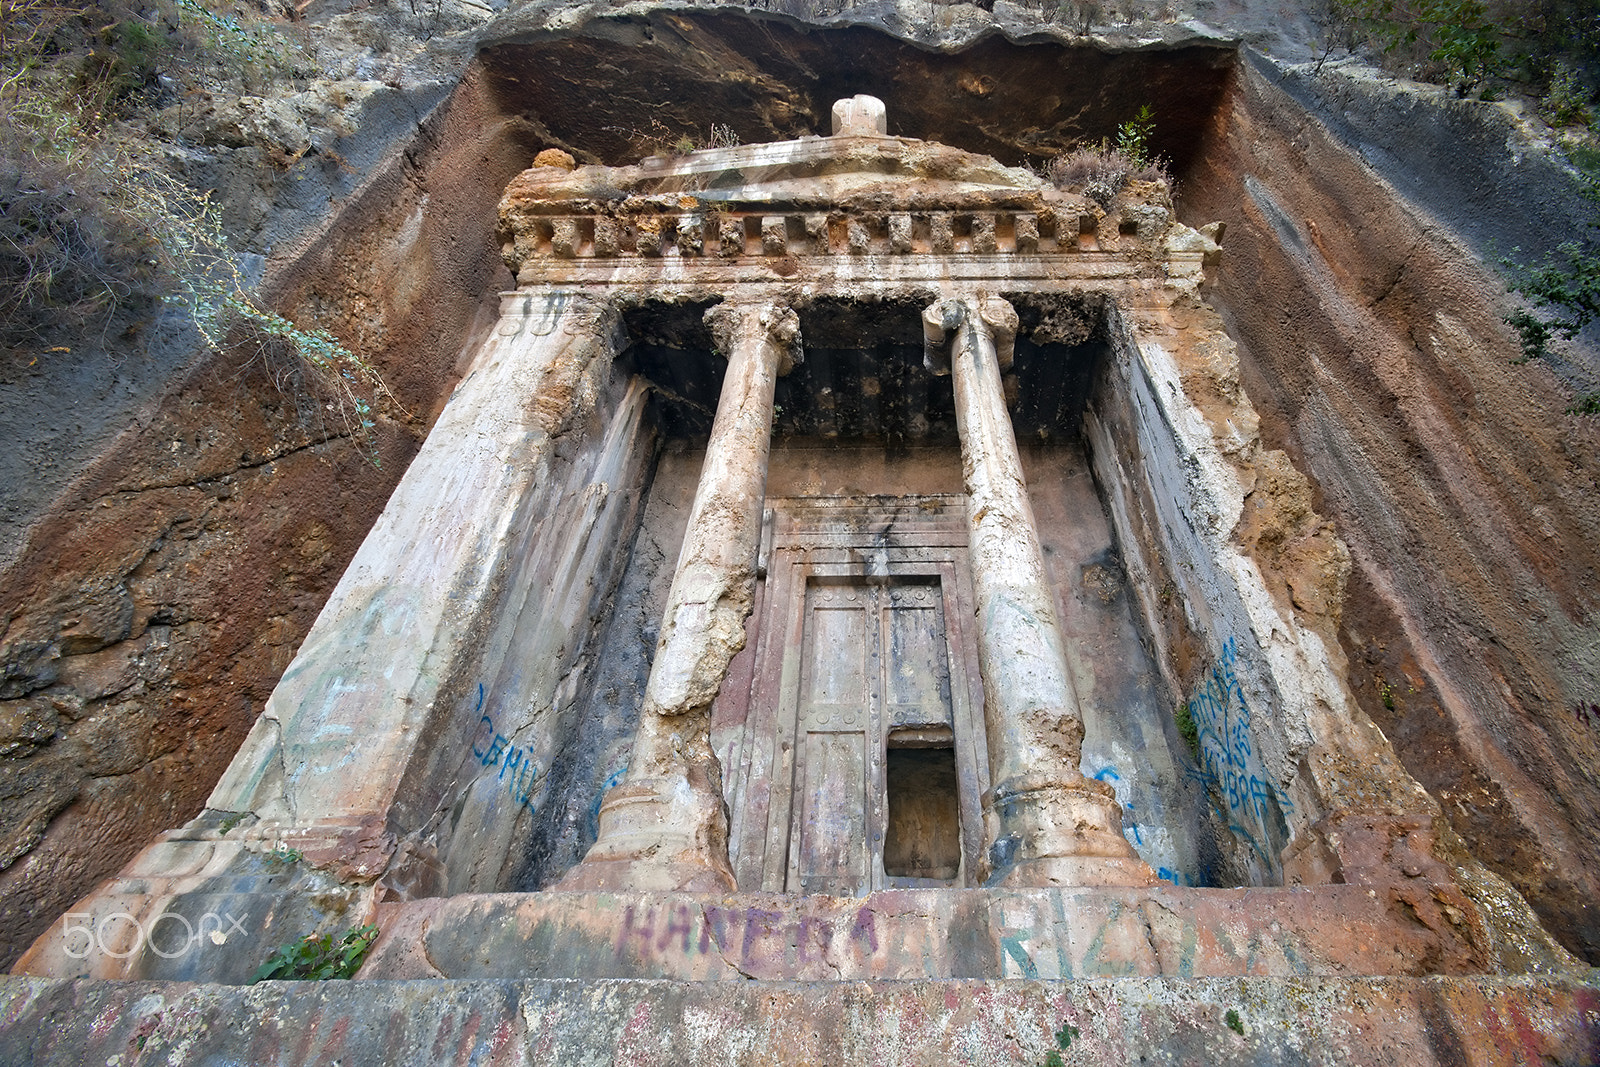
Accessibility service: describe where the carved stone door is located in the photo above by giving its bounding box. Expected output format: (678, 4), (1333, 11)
(716, 496), (988, 894)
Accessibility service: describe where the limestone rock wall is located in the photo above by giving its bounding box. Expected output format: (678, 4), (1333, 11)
(0, 64), (525, 967)
(4, 0), (1598, 975)
(1182, 53), (1600, 961)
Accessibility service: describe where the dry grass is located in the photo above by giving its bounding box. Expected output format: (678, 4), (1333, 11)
(1047, 144), (1168, 209)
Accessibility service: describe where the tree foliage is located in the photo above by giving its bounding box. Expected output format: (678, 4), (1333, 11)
(249, 923), (379, 983)
(0, 0), (390, 459)
(1323, 0), (1600, 111)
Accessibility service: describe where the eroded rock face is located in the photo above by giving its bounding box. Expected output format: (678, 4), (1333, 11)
(0, 68), (523, 967)
(1182, 54), (1600, 962)
(2, 0), (1597, 980)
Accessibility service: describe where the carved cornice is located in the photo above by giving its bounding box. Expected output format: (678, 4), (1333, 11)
(497, 105), (1221, 293)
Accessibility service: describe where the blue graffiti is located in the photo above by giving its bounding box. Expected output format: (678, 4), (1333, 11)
(1157, 866), (1195, 887)
(470, 683), (539, 812)
(1184, 638), (1293, 868)
(1092, 766), (1143, 846)
(587, 766), (628, 839)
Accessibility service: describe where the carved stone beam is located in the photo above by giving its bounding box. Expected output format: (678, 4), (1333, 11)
(558, 301), (802, 892)
(926, 294), (1156, 888)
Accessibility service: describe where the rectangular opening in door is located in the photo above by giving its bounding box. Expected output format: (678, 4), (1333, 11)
(884, 739), (961, 883)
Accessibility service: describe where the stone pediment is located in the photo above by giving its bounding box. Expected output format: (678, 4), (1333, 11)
(500, 135), (1062, 215)
(495, 95), (1214, 282)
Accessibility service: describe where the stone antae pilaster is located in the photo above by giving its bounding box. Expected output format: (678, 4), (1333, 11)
(926, 294), (1155, 888)
(559, 301), (801, 892)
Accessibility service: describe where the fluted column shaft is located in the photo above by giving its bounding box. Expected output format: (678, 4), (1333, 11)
(560, 301), (800, 892)
(928, 294), (1155, 888)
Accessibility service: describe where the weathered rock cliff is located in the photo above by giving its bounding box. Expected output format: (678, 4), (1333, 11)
(2, 0), (1598, 987)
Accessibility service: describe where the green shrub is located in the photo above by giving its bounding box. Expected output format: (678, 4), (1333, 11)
(250, 923), (379, 983)
(1330, 0), (1502, 88)
(1501, 151), (1600, 417)
(0, 100), (164, 344)
(1542, 62), (1593, 126)
(1502, 237), (1600, 365)
(1048, 105), (1170, 209)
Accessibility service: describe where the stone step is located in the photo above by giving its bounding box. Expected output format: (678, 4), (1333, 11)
(2, 973), (1595, 1065)
(358, 884), (1501, 982)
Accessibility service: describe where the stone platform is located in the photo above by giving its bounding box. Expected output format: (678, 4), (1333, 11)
(358, 885), (1516, 982)
(3, 973), (1597, 1065)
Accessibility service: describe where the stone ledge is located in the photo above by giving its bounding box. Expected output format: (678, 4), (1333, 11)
(358, 884), (1528, 982)
(3, 973), (1596, 1065)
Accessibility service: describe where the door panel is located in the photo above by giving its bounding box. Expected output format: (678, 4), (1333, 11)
(721, 496), (987, 894)
(883, 582), (953, 732)
(805, 597), (869, 706)
(794, 730), (870, 893)
(792, 583), (876, 894)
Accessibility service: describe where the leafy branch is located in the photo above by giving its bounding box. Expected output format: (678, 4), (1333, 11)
(1501, 151), (1600, 414)
(113, 158), (397, 461)
(249, 923), (379, 982)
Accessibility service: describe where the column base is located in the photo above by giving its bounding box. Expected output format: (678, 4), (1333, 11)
(983, 774), (1158, 888)
(554, 778), (736, 893)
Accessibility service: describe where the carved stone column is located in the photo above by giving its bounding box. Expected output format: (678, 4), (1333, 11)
(925, 295), (1156, 888)
(559, 301), (801, 892)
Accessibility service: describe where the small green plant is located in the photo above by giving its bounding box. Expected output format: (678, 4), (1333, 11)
(1114, 103), (1156, 170)
(1224, 1008), (1245, 1035)
(174, 0), (300, 90)
(1541, 62), (1592, 127)
(1049, 105), (1169, 210)
(1040, 1019), (1080, 1065)
(264, 847), (303, 864)
(217, 811), (246, 834)
(1498, 144), (1600, 416)
(1378, 678), (1397, 711)
(1502, 240), (1600, 366)
(1173, 702), (1200, 757)
(250, 923), (379, 983)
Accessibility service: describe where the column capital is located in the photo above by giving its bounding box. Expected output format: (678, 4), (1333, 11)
(976, 295), (1017, 370)
(922, 295), (1015, 372)
(705, 301), (803, 375)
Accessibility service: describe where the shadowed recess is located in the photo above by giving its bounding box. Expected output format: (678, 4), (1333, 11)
(479, 11), (1235, 170)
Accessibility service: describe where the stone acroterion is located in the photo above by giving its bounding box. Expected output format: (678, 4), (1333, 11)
(831, 94), (888, 136)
